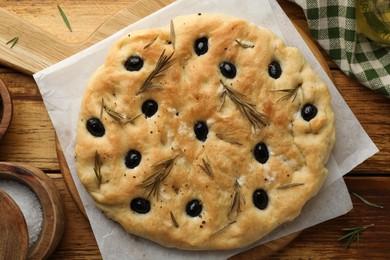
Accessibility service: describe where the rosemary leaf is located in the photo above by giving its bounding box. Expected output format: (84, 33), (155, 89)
(215, 133), (242, 145)
(352, 192), (384, 209)
(93, 151), (102, 185)
(137, 49), (175, 95)
(220, 80), (268, 129)
(210, 221), (236, 237)
(170, 20), (175, 50)
(57, 5), (72, 32)
(277, 182), (305, 189)
(228, 180), (245, 220)
(104, 106), (140, 125)
(272, 85), (301, 103)
(170, 211), (179, 228)
(144, 37), (157, 49)
(6, 36), (19, 49)
(337, 224), (374, 248)
(198, 157), (213, 177)
(100, 98), (104, 119)
(140, 156), (176, 199)
(235, 39), (254, 49)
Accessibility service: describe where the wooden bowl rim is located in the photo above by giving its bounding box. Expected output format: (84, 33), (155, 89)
(0, 162), (65, 259)
(0, 79), (13, 140)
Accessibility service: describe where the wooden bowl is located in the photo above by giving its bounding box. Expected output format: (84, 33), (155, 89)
(0, 189), (29, 260)
(0, 162), (66, 259)
(0, 79), (13, 140)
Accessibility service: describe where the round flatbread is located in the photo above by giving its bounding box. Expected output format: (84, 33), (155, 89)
(75, 13), (335, 250)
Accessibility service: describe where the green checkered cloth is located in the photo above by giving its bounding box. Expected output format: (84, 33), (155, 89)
(289, 0), (390, 97)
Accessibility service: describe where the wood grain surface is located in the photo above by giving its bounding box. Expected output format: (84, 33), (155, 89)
(0, 0), (389, 259)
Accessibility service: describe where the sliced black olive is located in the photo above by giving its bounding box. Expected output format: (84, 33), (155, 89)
(301, 104), (318, 121)
(186, 199), (202, 217)
(219, 62), (237, 79)
(194, 37), (208, 56)
(253, 189), (268, 210)
(142, 100), (158, 117)
(253, 142), (269, 164)
(268, 61), (282, 79)
(86, 118), (105, 137)
(124, 55), (144, 71)
(125, 150), (141, 169)
(194, 121), (208, 142)
(130, 198), (150, 214)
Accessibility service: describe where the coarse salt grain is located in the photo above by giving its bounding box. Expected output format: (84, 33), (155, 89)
(0, 180), (43, 247)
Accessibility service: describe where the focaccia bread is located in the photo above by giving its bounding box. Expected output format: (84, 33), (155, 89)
(75, 13), (335, 250)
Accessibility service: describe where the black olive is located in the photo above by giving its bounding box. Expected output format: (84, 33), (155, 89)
(253, 189), (268, 210)
(253, 142), (269, 164)
(124, 55), (144, 71)
(86, 118), (105, 137)
(219, 61), (237, 79)
(268, 61), (282, 79)
(194, 37), (208, 56)
(301, 104), (318, 121)
(142, 100), (158, 117)
(194, 121), (208, 142)
(125, 150), (141, 169)
(130, 198), (150, 214)
(186, 199), (202, 217)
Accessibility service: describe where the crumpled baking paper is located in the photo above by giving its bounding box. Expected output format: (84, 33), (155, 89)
(33, 0), (378, 259)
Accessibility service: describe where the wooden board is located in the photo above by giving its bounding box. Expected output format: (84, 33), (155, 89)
(0, 0), (174, 75)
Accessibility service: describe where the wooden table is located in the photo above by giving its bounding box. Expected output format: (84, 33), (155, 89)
(0, 1), (389, 259)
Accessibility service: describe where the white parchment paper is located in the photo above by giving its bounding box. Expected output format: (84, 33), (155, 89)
(33, 0), (378, 259)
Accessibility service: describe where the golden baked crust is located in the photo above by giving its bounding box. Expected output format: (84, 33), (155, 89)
(75, 13), (335, 250)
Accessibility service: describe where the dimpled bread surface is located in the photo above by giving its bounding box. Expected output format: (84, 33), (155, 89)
(75, 13), (335, 250)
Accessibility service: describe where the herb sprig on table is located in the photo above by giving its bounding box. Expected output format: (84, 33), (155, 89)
(6, 36), (19, 49)
(337, 193), (383, 249)
(57, 5), (72, 32)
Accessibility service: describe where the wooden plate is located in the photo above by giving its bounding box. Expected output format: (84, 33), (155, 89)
(0, 79), (12, 140)
(0, 162), (66, 260)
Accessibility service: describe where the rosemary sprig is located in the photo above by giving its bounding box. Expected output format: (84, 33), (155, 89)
(139, 156), (176, 199)
(170, 211), (179, 228)
(137, 49), (175, 95)
(235, 39), (254, 49)
(144, 37), (157, 49)
(272, 84), (302, 103)
(170, 20), (175, 50)
(337, 224), (374, 249)
(198, 156), (213, 177)
(228, 180), (245, 220)
(277, 182), (305, 189)
(6, 36), (19, 49)
(93, 151), (102, 185)
(215, 133), (242, 146)
(104, 105), (140, 125)
(352, 192), (384, 209)
(57, 5), (72, 32)
(210, 220), (236, 237)
(220, 80), (268, 128)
